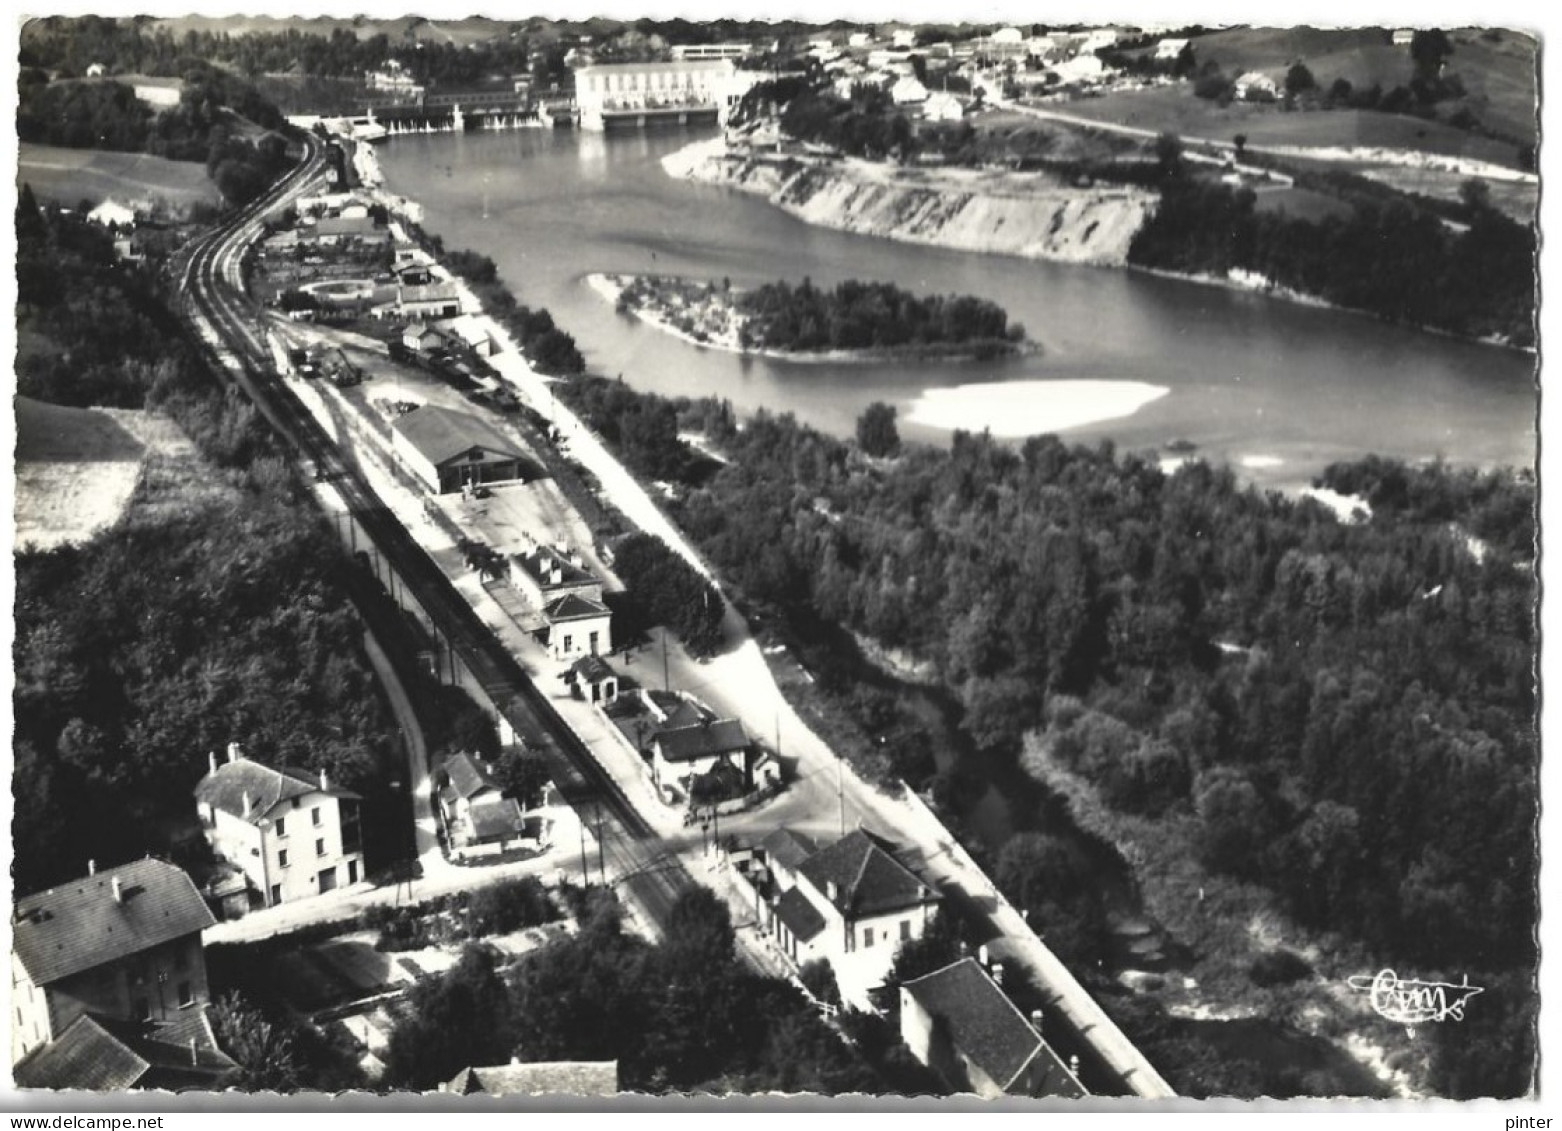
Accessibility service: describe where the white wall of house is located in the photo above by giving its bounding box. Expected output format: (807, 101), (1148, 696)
(203, 792), (362, 906)
(548, 610), (613, 661)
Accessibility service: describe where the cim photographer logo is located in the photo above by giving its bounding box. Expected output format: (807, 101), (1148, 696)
(1347, 969), (1484, 1029)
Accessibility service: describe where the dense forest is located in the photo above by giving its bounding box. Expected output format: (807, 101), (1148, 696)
(1128, 174), (1536, 347)
(553, 371), (1537, 1096)
(737, 278), (1025, 355)
(13, 199), (403, 896)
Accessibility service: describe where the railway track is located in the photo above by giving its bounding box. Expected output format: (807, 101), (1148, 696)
(179, 132), (691, 933)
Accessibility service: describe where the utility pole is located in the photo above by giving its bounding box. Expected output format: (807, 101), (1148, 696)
(837, 749), (846, 838)
(662, 630), (670, 692)
(578, 804), (589, 882)
(595, 803), (606, 884)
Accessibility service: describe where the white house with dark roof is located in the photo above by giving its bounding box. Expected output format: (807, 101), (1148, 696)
(900, 957), (1088, 1098)
(391, 404), (533, 494)
(759, 828), (941, 1004)
(567, 653), (620, 704)
(11, 858), (216, 1065)
(510, 540), (613, 660)
(193, 743), (364, 910)
(437, 751), (528, 849)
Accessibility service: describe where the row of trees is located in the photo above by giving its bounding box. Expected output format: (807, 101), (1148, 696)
(609, 532), (726, 657)
(1129, 175), (1535, 346)
(738, 278), (1024, 355)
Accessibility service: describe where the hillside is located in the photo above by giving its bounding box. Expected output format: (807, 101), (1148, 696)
(1183, 26), (1537, 146)
(19, 141), (223, 208)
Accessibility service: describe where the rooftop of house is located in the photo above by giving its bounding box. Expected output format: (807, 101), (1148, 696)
(569, 653), (617, 684)
(901, 958), (1088, 1097)
(392, 404), (529, 467)
(512, 542), (597, 591)
(760, 827), (818, 874)
(440, 751), (501, 803)
(653, 718), (749, 764)
(467, 796), (529, 842)
(543, 592), (611, 624)
(798, 829), (940, 921)
(573, 59), (734, 75)
(446, 1059), (619, 1096)
(194, 750), (359, 826)
(773, 885), (827, 943)
(13, 859), (216, 988)
(12, 1008), (238, 1093)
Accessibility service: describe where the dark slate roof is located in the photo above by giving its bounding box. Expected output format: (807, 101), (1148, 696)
(194, 756), (360, 824)
(760, 827), (818, 873)
(513, 544), (597, 591)
(772, 886), (827, 943)
(441, 751), (500, 802)
(468, 797), (527, 842)
(569, 654), (617, 684)
(14, 859), (216, 987)
(12, 1008), (239, 1093)
(798, 829), (940, 920)
(654, 719), (749, 764)
(901, 958), (1087, 1097)
(446, 1060), (619, 1096)
(543, 593), (611, 623)
(392, 404), (528, 467)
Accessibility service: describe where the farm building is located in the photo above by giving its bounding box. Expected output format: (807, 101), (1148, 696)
(391, 405), (534, 493)
(398, 281), (463, 320)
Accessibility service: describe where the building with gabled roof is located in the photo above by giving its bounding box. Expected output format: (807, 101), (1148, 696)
(510, 541), (604, 607)
(566, 653), (619, 704)
(541, 593), (614, 661)
(436, 751), (528, 850)
(11, 859), (215, 1065)
(12, 1008), (239, 1093)
(757, 827), (941, 1004)
(444, 1058), (619, 1096)
(391, 404), (533, 494)
(194, 743), (364, 911)
(398, 280), (462, 320)
(900, 957), (1088, 1098)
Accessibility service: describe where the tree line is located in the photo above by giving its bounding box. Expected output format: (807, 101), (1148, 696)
(1128, 174), (1535, 347)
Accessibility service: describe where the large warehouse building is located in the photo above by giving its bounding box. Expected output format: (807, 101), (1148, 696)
(391, 404), (533, 494)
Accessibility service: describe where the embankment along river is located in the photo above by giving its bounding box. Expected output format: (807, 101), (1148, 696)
(378, 127), (1536, 488)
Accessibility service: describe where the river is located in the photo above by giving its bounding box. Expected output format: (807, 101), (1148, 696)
(377, 126), (1536, 490)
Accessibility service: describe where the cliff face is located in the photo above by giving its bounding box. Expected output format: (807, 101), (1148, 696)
(665, 140), (1156, 267)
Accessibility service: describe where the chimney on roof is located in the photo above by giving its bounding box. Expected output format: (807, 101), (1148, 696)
(320, 768), (329, 791)
(1030, 1008), (1044, 1037)
(88, 859), (97, 876)
(826, 880), (839, 903)
(978, 943), (990, 967)
(111, 876), (123, 904)
(209, 751), (218, 776)
(1069, 1055), (1080, 1077)
(992, 962), (1004, 987)
(550, 568), (563, 585)
(243, 791), (253, 818)
(227, 741), (241, 764)
(189, 1037), (198, 1066)
(511, 1056), (521, 1066)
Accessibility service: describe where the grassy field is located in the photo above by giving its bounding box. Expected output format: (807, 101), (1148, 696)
(15, 397), (240, 550)
(18, 142), (221, 208)
(1249, 185), (1354, 223)
(1060, 87), (1527, 169)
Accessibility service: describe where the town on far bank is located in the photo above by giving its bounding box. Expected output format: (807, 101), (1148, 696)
(13, 13), (1538, 1106)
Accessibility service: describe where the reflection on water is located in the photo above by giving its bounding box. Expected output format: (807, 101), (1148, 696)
(378, 128), (1537, 485)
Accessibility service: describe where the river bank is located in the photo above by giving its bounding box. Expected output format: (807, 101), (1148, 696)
(663, 137), (1155, 267)
(589, 271), (1036, 364)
